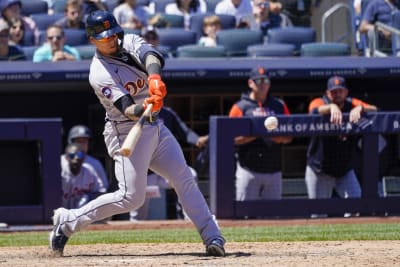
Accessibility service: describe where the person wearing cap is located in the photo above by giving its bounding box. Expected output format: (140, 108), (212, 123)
(0, 0), (40, 46)
(61, 143), (107, 209)
(32, 24), (81, 62)
(0, 18), (25, 60)
(305, 75), (378, 217)
(65, 124), (109, 191)
(229, 67), (292, 202)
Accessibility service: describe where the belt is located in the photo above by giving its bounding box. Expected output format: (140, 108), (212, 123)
(105, 114), (158, 123)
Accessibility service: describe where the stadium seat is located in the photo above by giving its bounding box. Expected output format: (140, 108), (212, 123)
(150, 13), (185, 28)
(267, 26), (316, 55)
(21, 46), (39, 61)
(104, 0), (119, 12)
(216, 29), (264, 57)
(247, 43), (295, 57)
(391, 11), (400, 56)
(30, 13), (64, 30)
(206, 0), (222, 13)
(300, 42), (351, 57)
(152, 0), (175, 13)
(20, 0), (48, 16)
(75, 44), (96, 60)
(156, 45), (172, 58)
(157, 28), (197, 55)
(22, 30), (36, 46)
(190, 13), (236, 41)
(176, 44), (226, 58)
(52, 0), (67, 13)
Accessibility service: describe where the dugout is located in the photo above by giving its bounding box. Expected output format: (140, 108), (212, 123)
(0, 57), (400, 222)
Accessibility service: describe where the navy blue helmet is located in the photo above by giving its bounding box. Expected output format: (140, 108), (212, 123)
(86, 10), (123, 40)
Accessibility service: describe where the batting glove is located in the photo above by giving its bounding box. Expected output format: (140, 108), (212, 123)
(148, 74), (167, 98)
(144, 95), (163, 112)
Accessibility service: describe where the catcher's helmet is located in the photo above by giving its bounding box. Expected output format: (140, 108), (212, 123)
(86, 10), (123, 40)
(68, 125), (92, 144)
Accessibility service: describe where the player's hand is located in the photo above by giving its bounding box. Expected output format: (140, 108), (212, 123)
(148, 74), (167, 98)
(329, 103), (343, 125)
(144, 95), (163, 112)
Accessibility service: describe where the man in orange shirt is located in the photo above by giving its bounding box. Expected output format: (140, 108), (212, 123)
(305, 75), (377, 216)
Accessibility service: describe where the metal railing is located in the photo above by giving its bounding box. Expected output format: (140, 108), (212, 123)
(321, 2), (352, 46)
(370, 21), (400, 57)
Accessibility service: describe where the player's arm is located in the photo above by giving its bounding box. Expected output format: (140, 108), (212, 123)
(349, 98), (378, 123)
(229, 105), (256, 145)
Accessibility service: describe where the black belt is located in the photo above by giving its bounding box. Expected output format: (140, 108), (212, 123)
(105, 115), (158, 123)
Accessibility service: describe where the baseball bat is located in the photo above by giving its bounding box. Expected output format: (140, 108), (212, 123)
(120, 103), (153, 157)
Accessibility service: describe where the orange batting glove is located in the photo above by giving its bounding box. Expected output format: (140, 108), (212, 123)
(148, 74), (167, 98)
(144, 95), (163, 113)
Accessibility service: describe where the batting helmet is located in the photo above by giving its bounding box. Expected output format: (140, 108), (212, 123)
(67, 125), (92, 144)
(86, 10), (123, 41)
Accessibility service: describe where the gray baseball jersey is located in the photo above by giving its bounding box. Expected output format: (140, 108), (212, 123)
(55, 33), (223, 246)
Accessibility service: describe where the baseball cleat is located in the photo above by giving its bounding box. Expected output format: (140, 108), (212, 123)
(206, 238), (225, 257)
(49, 208), (69, 256)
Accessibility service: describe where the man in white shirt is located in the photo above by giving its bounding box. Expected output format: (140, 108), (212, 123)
(215, 0), (253, 24)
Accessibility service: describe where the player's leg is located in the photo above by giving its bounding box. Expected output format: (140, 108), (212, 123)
(305, 165), (335, 199)
(149, 124), (225, 256)
(335, 169), (361, 198)
(235, 162), (260, 201)
(260, 171), (282, 200)
(50, 123), (156, 255)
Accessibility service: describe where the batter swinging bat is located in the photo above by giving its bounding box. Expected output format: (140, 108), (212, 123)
(120, 103), (153, 157)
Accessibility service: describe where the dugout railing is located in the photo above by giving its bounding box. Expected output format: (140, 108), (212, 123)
(209, 112), (400, 219)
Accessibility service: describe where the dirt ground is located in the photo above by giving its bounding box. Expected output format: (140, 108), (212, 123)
(1, 217), (400, 267)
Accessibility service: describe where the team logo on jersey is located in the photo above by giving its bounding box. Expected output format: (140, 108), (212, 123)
(102, 87), (112, 99)
(124, 78), (145, 95)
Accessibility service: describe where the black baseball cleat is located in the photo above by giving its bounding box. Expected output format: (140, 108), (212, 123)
(49, 208), (69, 256)
(206, 238), (225, 257)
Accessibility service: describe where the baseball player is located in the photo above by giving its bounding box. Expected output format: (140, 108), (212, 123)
(65, 124), (109, 191)
(229, 67), (292, 201)
(61, 143), (107, 209)
(305, 75), (378, 217)
(49, 10), (225, 257)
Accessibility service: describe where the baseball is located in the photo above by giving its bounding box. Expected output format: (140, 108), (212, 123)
(264, 116), (278, 131)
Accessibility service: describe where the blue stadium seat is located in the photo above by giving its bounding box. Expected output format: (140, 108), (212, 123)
(150, 13), (185, 28)
(156, 45), (172, 58)
(216, 29), (264, 57)
(247, 43), (295, 57)
(152, 0), (175, 13)
(21, 46), (39, 61)
(75, 44), (96, 60)
(22, 30), (36, 46)
(205, 0), (221, 13)
(157, 28), (197, 55)
(190, 13), (236, 41)
(30, 13), (64, 30)
(176, 44), (226, 58)
(267, 26), (316, 55)
(52, 0), (67, 13)
(20, 0), (48, 15)
(104, 0), (119, 12)
(300, 42), (351, 57)
(391, 11), (400, 56)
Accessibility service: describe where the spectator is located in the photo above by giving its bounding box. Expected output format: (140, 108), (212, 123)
(239, 0), (292, 36)
(66, 124), (109, 191)
(130, 106), (209, 220)
(0, 0), (40, 45)
(33, 24), (81, 62)
(143, 28), (171, 57)
(8, 16), (24, 46)
(55, 0), (86, 30)
(215, 0), (253, 25)
(113, 0), (149, 30)
(0, 18), (25, 60)
(165, 0), (207, 29)
(277, 0), (321, 27)
(305, 75), (378, 217)
(359, 0), (398, 55)
(228, 67), (292, 201)
(198, 14), (222, 47)
(61, 143), (107, 209)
